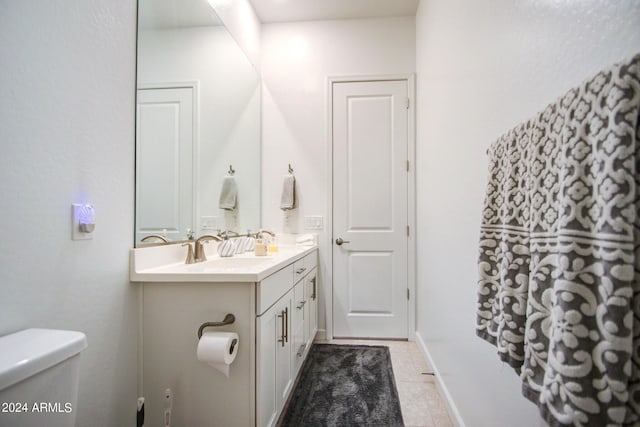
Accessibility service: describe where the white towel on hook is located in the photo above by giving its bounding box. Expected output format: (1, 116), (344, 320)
(219, 175), (237, 210)
(280, 174), (296, 210)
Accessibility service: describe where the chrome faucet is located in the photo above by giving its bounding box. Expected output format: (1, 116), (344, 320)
(194, 235), (222, 262)
(182, 242), (195, 264)
(218, 230), (240, 238)
(141, 234), (169, 243)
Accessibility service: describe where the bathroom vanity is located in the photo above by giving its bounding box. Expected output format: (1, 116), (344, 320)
(130, 244), (318, 427)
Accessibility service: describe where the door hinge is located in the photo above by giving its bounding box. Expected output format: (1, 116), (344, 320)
(407, 288), (410, 300)
(406, 160), (410, 172)
(405, 97), (410, 109)
(407, 225), (410, 236)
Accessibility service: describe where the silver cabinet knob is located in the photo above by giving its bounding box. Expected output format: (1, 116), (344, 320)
(335, 237), (350, 246)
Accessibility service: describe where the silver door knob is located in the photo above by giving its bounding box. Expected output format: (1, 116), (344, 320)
(335, 237), (350, 246)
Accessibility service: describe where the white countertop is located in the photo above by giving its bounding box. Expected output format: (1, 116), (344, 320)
(130, 243), (317, 283)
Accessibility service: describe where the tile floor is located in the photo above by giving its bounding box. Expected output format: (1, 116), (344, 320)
(316, 339), (454, 427)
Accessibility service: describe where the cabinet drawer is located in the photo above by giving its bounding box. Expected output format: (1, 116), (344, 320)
(293, 250), (318, 283)
(293, 259), (306, 282)
(257, 264), (294, 315)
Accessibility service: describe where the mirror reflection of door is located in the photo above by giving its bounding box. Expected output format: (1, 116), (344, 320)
(136, 86), (195, 243)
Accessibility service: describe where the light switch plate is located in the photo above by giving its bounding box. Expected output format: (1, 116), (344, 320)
(71, 204), (94, 240)
(201, 216), (219, 231)
(304, 215), (324, 230)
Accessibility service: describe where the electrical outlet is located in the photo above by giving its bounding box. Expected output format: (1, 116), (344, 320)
(201, 216), (219, 230)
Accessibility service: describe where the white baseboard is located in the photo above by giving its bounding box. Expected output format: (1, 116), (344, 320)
(414, 332), (466, 427)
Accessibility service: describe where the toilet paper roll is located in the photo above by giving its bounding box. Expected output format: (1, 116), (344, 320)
(196, 331), (239, 377)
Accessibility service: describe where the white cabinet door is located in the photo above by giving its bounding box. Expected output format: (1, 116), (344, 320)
(291, 280), (306, 375)
(274, 292), (292, 419)
(257, 305), (276, 427)
(306, 270), (318, 345)
(257, 291), (292, 427)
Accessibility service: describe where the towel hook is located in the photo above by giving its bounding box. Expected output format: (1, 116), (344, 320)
(197, 313), (235, 338)
(228, 165), (235, 175)
(288, 163), (294, 174)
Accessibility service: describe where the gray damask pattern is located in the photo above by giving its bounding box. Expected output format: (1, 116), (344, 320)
(477, 53), (640, 427)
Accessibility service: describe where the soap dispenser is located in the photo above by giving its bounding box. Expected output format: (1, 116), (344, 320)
(254, 238), (267, 256)
(244, 230), (256, 252)
(217, 235), (235, 257)
(268, 235), (279, 253)
(234, 235), (246, 254)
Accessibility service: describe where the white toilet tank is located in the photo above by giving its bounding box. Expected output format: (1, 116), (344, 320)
(0, 328), (87, 427)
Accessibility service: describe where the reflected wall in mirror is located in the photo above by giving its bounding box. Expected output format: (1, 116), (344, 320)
(135, 0), (261, 246)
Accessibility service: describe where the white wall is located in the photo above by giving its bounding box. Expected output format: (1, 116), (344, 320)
(261, 17), (415, 337)
(415, 1), (640, 425)
(0, 1), (138, 426)
(211, 0), (262, 70)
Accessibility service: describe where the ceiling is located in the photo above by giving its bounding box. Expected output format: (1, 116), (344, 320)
(138, 0), (223, 30)
(248, 0), (419, 23)
(138, 0), (419, 31)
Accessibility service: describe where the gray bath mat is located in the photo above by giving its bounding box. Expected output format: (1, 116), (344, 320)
(278, 344), (404, 427)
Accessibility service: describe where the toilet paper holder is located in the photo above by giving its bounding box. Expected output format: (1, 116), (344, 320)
(197, 313), (236, 339)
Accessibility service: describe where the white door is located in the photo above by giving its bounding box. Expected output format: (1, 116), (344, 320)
(136, 87), (194, 243)
(332, 80), (409, 339)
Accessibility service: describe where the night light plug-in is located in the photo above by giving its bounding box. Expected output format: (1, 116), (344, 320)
(71, 203), (95, 240)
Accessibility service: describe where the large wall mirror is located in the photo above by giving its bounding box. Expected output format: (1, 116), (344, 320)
(135, 0), (261, 246)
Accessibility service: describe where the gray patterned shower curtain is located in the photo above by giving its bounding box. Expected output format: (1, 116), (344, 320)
(477, 53), (640, 426)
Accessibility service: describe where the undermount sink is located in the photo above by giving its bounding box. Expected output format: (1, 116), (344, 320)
(186, 256), (275, 271)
